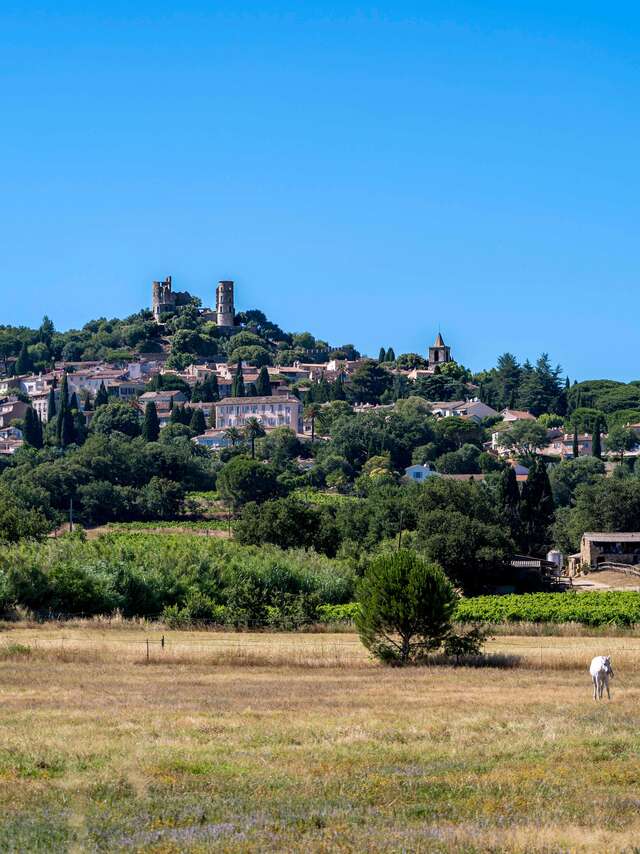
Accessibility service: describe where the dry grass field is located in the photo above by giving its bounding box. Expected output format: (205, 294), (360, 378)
(2, 626), (640, 852)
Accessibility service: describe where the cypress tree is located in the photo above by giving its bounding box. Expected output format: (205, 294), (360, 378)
(206, 373), (219, 402)
(15, 342), (33, 374)
(95, 381), (109, 408)
(47, 386), (57, 420)
(255, 366), (271, 396)
(378, 347), (386, 363)
(592, 419), (602, 459)
(142, 402), (160, 442)
(246, 382), (258, 397)
(497, 466), (521, 543)
(60, 407), (76, 447)
(23, 407), (43, 448)
(69, 392), (79, 412)
(189, 408), (206, 435)
(520, 457), (555, 555)
(56, 373), (70, 446)
(386, 347), (396, 362)
(73, 409), (87, 445)
(231, 362), (245, 398)
(572, 426), (579, 459)
(34, 410), (44, 448)
(332, 374), (346, 401)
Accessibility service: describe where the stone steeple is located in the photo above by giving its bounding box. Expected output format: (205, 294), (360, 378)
(428, 331), (452, 368)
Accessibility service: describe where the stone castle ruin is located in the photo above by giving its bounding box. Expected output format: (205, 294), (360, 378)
(152, 276), (235, 327)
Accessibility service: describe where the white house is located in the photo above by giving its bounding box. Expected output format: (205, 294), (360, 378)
(404, 463), (439, 482)
(214, 393), (303, 433)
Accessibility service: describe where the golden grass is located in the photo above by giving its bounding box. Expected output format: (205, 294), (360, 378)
(2, 626), (640, 851)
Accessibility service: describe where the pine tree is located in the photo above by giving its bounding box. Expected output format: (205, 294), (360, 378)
(95, 381), (109, 408)
(15, 342), (34, 375)
(142, 402), (160, 442)
(255, 366), (271, 396)
(47, 386), (57, 420)
(592, 419), (602, 459)
(378, 347), (386, 363)
(189, 408), (206, 435)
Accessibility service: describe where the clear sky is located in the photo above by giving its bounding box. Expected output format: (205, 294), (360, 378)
(2, 2), (639, 380)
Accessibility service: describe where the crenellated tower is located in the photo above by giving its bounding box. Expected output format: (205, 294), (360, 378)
(151, 276), (176, 321)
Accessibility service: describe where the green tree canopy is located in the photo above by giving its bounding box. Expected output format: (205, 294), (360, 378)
(91, 400), (141, 438)
(356, 550), (457, 665)
(217, 456), (282, 509)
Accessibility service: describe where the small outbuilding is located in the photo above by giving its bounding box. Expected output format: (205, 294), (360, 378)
(580, 532), (640, 569)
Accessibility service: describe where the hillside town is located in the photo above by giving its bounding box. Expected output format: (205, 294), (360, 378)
(1, 276), (639, 472)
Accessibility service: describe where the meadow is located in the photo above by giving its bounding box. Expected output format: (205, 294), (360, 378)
(2, 626), (640, 851)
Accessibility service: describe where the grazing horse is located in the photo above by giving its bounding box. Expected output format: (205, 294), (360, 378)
(590, 655), (614, 700)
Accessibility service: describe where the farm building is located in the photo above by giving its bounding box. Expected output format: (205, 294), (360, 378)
(579, 532), (640, 569)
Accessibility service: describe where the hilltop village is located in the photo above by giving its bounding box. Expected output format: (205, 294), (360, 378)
(2, 275), (639, 465)
(1, 274), (640, 585)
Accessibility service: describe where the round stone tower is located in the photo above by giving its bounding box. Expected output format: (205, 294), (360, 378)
(216, 280), (235, 327)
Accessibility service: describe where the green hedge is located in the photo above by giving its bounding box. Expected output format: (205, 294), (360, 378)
(454, 591), (640, 627)
(317, 603), (360, 623)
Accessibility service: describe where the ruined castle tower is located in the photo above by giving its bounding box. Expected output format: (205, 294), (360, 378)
(151, 276), (176, 321)
(215, 280), (235, 327)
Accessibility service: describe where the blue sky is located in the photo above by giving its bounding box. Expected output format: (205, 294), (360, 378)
(2, 2), (639, 380)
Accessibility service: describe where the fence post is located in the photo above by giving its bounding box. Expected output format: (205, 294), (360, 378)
(146, 638), (150, 664)
(161, 635), (165, 650)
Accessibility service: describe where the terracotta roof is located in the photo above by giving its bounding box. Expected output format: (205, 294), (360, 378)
(502, 409), (536, 421)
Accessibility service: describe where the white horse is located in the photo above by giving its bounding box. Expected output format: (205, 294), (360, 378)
(590, 655), (614, 700)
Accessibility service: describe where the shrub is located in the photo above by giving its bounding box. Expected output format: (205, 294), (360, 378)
(317, 603), (360, 623)
(442, 625), (487, 664)
(356, 550), (457, 665)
